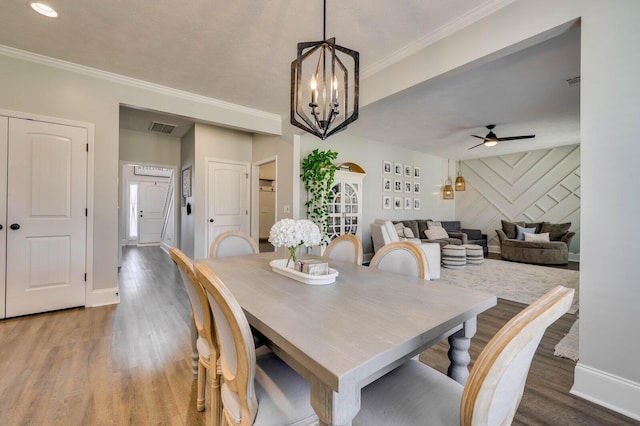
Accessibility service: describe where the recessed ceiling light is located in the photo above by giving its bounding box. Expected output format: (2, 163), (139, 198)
(28, 2), (58, 18)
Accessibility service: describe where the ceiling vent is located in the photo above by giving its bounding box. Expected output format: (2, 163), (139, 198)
(148, 121), (177, 134)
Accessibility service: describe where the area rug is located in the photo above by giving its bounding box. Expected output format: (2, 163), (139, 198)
(554, 319), (579, 361)
(437, 258), (579, 314)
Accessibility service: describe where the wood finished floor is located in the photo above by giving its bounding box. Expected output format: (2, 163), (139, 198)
(0, 247), (636, 425)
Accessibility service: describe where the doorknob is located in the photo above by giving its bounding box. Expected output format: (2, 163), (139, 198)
(209, 219), (214, 223)
(10, 223), (20, 230)
(0, 224), (3, 230)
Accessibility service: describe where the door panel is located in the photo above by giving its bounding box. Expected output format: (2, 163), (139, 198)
(6, 118), (87, 318)
(138, 181), (169, 244)
(0, 117), (7, 319)
(207, 161), (249, 253)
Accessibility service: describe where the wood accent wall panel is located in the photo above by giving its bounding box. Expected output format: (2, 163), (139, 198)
(456, 145), (581, 254)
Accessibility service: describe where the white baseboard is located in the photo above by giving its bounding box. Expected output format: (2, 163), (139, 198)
(572, 362), (640, 421)
(89, 287), (120, 307)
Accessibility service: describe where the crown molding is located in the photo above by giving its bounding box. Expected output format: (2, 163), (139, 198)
(361, 0), (516, 79)
(0, 44), (282, 124)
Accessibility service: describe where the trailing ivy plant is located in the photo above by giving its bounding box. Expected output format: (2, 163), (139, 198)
(301, 149), (338, 244)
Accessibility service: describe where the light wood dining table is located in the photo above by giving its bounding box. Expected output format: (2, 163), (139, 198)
(198, 252), (496, 426)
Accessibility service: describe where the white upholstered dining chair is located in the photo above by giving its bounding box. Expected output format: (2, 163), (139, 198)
(369, 240), (431, 280)
(322, 233), (363, 265)
(353, 285), (575, 426)
(169, 248), (222, 425)
(209, 230), (259, 259)
(194, 262), (317, 426)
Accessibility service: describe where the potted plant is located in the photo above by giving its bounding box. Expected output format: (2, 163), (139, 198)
(301, 149), (338, 244)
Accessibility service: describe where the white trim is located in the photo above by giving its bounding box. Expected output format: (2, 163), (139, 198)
(0, 108), (96, 311)
(572, 362), (640, 421)
(0, 45), (281, 125)
(90, 288), (120, 307)
(361, 0), (516, 79)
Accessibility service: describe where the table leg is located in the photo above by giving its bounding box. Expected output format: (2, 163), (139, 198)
(447, 317), (477, 385)
(310, 377), (360, 426)
(189, 317), (199, 378)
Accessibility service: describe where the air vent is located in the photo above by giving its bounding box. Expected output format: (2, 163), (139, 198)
(566, 76), (581, 86)
(148, 121), (177, 134)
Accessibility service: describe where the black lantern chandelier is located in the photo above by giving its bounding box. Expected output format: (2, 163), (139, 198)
(290, 0), (359, 140)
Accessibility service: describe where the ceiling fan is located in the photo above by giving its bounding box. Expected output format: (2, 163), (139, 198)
(468, 124), (535, 150)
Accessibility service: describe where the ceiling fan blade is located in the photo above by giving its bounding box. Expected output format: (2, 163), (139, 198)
(468, 141), (486, 150)
(471, 134), (486, 140)
(496, 135), (536, 141)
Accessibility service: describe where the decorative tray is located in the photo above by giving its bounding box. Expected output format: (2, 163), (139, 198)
(269, 259), (338, 285)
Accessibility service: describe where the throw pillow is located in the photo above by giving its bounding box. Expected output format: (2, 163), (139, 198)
(524, 232), (550, 242)
(427, 220), (442, 228)
(403, 227), (415, 238)
(394, 222), (405, 238)
(516, 224), (537, 240)
(425, 226), (449, 240)
(501, 220), (522, 239)
(540, 222), (571, 241)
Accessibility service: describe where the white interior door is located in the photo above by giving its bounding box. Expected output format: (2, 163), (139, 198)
(207, 161), (249, 253)
(138, 180), (169, 244)
(5, 118), (87, 318)
(0, 117), (7, 319)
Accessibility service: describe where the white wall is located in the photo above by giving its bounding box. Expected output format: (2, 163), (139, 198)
(457, 144), (581, 255)
(298, 132), (455, 255)
(193, 123), (253, 259)
(180, 126), (196, 258)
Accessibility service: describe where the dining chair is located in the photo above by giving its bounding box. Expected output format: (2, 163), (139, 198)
(369, 240), (431, 280)
(169, 248), (222, 425)
(353, 285), (575, 426)
(194, 262), (317, 426)
(322, 233), (363, 265)
(209, 230), (259, 259)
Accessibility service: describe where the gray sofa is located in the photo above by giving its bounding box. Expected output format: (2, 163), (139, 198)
(392, 219), (486, 250)
(496, 220), (575, 265)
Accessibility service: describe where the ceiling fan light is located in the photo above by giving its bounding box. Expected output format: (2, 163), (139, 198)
(484, 140), (498, 147)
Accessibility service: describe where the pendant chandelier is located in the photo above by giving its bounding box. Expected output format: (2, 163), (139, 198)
(443, 160), (454, 200)
(290, 0), (359, 140)
(455, 160), (466, 191)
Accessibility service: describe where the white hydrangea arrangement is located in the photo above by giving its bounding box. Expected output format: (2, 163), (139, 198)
(269, 219), (323, 266)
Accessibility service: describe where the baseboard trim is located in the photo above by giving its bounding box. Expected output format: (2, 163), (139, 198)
(572, 362), (640, 421)
(89, 288), (120, 307)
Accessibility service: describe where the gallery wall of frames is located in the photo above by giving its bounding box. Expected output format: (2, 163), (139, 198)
(381, 160), (421, 212)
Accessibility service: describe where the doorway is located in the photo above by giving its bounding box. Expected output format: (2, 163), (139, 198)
(252, 157), (277, 252)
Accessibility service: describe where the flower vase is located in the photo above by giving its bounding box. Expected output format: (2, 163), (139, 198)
(287, 246), (300, 268)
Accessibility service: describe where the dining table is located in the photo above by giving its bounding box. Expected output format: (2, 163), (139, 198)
(198, 251), (496, 426)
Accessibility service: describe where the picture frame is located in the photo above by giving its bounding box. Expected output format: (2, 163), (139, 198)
(182, 166), (192, 198)
(394, 196), (403, 210)
(383, 178), (391, 192)
(404, 181), (412, 193)
(414, 166), (421, 179)
(383, 160), (392, 174)
(394, 179), (402, 192)
(404, 197), (412, 210)
(383, 195), (392, 210)
(394, 162), (402, 176)
(414, 198), (421, 210)
(414, 182), (421, 194)
(404, 164), (412, 178)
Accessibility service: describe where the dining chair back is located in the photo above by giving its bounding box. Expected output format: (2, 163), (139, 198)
(209, 230), (259, 259)
(169, 248), (221, 423)
(353, 285), (575, 426)
(194, 262), (317, 426)
(322, 233), (363, 265)
(369, 240), (430, 280)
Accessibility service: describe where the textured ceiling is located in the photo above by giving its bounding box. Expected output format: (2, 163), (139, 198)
(0, 0), (580, 159)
